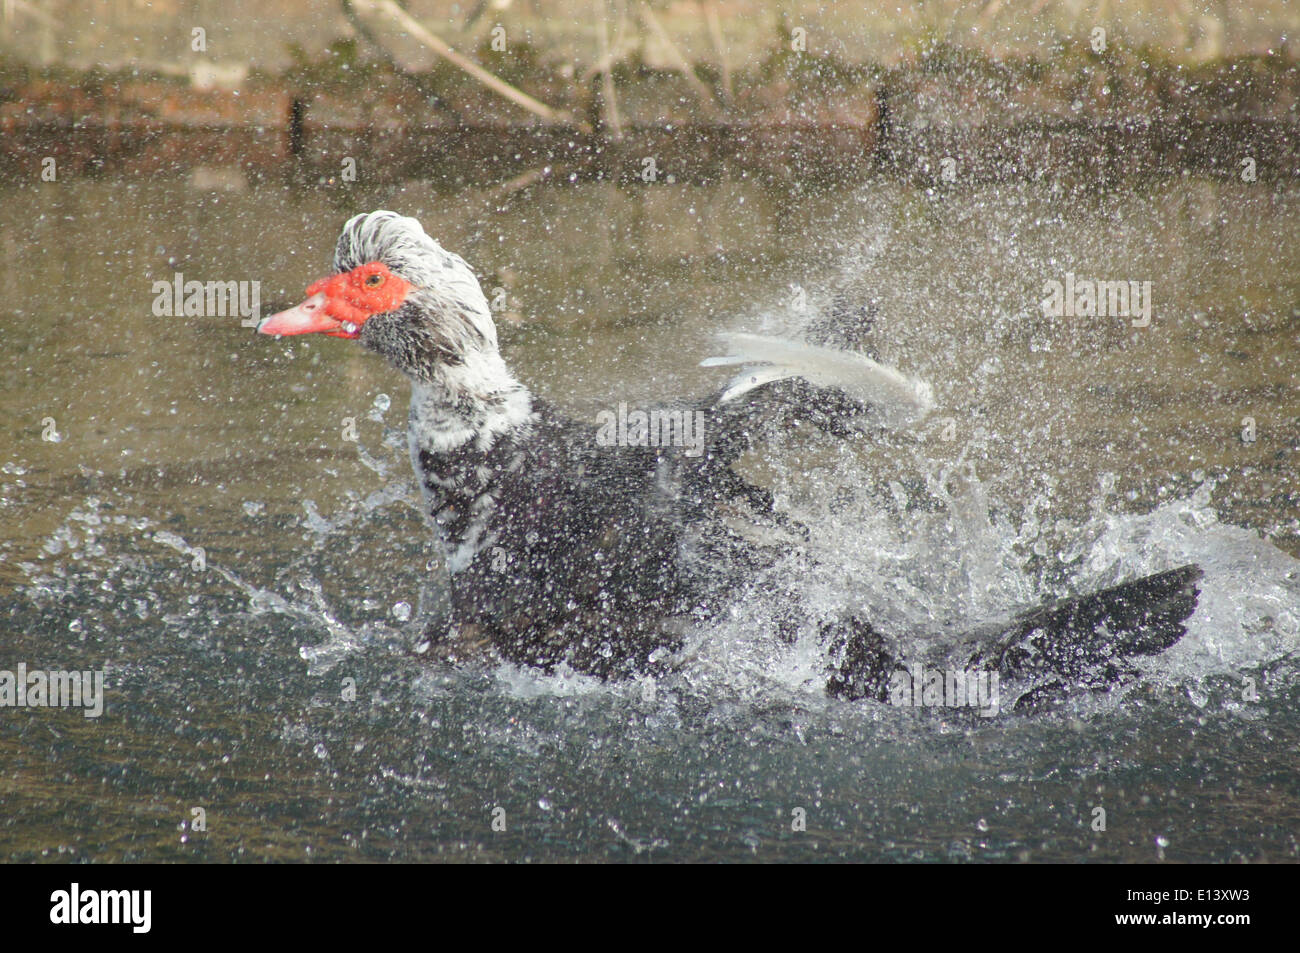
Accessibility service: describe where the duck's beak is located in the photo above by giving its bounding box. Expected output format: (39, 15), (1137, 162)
(257, 293), (358, 338)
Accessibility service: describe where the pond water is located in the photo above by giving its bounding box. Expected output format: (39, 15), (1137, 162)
(1, 171), (1298, 861)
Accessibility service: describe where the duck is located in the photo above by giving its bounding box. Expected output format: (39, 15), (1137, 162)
(258, 209), (1202, 709)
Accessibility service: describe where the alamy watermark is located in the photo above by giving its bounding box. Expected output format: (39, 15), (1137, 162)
(595, 402), (706, 458)
(0, 663), (105, 718)
(1040, 272), (1152, 327)
(151, 272), (261, 326)
(50, 883), (150, 933)
(890, 663), (1000, 717)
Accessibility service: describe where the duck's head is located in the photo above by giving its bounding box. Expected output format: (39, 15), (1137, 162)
(259, 210), (501, 382)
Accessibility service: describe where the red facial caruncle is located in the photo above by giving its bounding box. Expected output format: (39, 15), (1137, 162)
(258, 262), (415, 338)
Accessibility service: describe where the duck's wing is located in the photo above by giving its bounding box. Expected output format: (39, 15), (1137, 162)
(963, 563), (1203, 709)
(701, 332), (933, 430)
(825, 564), (1204, 709)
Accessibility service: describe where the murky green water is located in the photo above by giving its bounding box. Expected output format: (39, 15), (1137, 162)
(1, 172), (1298, 862)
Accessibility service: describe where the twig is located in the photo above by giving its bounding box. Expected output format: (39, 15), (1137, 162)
(353, 0), (582, 127)
(488, 164), (561, 206)
(581, 4), (632, 84)
(701, 0), (731, 104)
(342, 0), (462, 122)
(597, 0), (624, 138)
(638, 2), (721, 118)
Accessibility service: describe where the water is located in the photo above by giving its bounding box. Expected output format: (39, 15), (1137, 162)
(2, 173), (1298, 862)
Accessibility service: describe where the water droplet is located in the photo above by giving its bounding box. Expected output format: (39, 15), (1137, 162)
(391, 601), (412, 622)
(373, 393), (391, 412)
(976, 818), (989, 832)
(538, 798), (552, 811)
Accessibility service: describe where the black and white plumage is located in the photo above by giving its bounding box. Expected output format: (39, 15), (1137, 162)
(260, 210), (1202, 704)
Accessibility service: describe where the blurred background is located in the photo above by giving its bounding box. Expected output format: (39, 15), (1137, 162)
(3, 1), (1295, 70)
(2, 1), (1298, 186)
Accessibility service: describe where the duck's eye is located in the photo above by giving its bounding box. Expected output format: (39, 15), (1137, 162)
(364, 273), (384, 287)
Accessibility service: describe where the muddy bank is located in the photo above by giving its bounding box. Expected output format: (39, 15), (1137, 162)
(1, 45), (1297, 185)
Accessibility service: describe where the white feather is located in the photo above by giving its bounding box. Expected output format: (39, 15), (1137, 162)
(716, 366), (799, 404)
(704, 332), (934, 427)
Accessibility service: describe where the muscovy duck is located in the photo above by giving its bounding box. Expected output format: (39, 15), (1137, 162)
(258, 210), (1201, 708)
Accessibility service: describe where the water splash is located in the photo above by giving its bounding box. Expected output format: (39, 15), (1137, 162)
(12, 393), (1299, 721)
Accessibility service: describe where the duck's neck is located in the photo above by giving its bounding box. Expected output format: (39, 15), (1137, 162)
(407, 349), (533, 455)
(406, 349), (534, 572)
